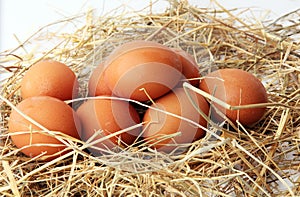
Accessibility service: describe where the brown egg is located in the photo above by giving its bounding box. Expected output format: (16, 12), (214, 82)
(142, 88), (209, 153)
(199, 68), (268, 126)
(21, 60), (79, 100)
(8, 96), (81, 161)
(172, 48), (200, 87)
(88, 63), (112, 96)
(76, 98), (141, 156)
(103, 40), (183, 101)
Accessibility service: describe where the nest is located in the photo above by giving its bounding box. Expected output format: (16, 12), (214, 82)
(1, 1), (299, 196)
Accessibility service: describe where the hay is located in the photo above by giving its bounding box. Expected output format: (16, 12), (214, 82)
(1, 0), (300, 196)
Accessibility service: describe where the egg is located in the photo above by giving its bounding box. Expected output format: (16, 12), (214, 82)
(21, 60), (79, 100)
(172, 48), (200, 87)
(142, 88), (209, 153)
(199, 68), (268, 126)
(88, 63), (112, 96)
(76, 98), (141, 156)
(8, 96), (81, 161)
(103, 40), (183, 101)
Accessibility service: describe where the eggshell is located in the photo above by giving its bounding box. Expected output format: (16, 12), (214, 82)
(142, 88), (209, 153)
(172, 48), (200, 87)
(21, 60), (79, 100)
(88, 63), (112, 96)
(8, 96), (81, 161)
(199, 68), (268, 126)
(76, 98), (141, 156)
(103, 40), (183, 101)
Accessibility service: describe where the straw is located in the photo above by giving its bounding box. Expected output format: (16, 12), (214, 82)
(1, 1), (299, 196)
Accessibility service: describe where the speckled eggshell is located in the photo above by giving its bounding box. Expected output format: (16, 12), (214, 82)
(21, 60), (79, 100)
(88, 63), (112, 96)
(76, 98), (141, 156)
(103, 40), (183, 101)
(199, 68), (268, 126)
(172, 48), (201, 87)
(8, 96), (81, 161)
(142, 88), (209, 153)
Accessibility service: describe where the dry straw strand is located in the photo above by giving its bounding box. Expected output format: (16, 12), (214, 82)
(1, 0), (300, 196)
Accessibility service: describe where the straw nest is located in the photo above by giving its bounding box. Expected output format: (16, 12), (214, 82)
(1, 1), (299, 196)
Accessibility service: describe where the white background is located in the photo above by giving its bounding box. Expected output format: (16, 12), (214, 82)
(1, 0), (300, 52)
